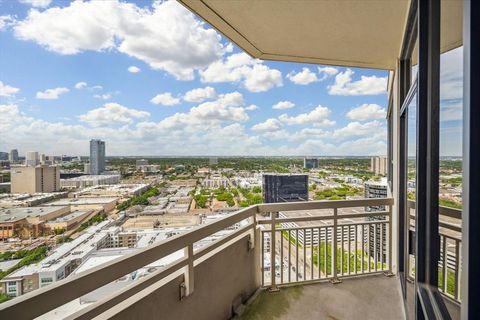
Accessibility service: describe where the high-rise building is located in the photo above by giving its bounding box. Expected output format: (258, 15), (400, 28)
(370, 156), (388, 176)
(39, 154), (46, 164)
(25, 151), (39, 167)
(136, 159), (149, 170)
(364, 180), (388, 261)
(262, 174), (309, 203)
(0, 152), (8, 161)
(303, 157), (319, 169)
(11, 165), (60, 193)
(90, 140), (106, 175)
(9, 149), (19, 162)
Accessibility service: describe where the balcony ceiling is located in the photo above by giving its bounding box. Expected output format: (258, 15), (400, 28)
(179, 0), (463, 70)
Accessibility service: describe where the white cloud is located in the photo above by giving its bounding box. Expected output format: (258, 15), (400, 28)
(333, 121), (385, 139)
(183, 86), (216, 103)
(150, 92), (181, 106)
(200, 52), (282, 92)
(278, 105), (335, 127)
(127, 66), (141, 73)
(440, 47), (462, 101)
(287, 68), (318, 85)
(317, 66), (338, 80)
(0, 15), (15, 31)
(36, 87), (69, 99)
(0, 81), (20, 97)
(441, 101), (462, 122)
(328, 69), (387, 95)
(19, 0), (52, 8)
(93, 93), (113, 101)
(346, 104), (386, 121)
(0, 101), (388, 156)
(252, 118), (283, 132)
(79, 102), (149, 127)
(13, 1), (227, 80)
(246, 104), (258, 111)
(74, 81), (87, 89)
(159, 92), (249, 130)
(272, 101), (295, 110)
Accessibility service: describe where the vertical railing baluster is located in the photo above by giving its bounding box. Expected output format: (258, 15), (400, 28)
(354, 225), (358, 274)
(374, 223), (378, 272)
(303, 229), (307, 280)
(296, 229), (299, 282)
(340, 225), (344, 276)
(388, 205), (393, 275)
(318, 227), (321, 279)
(261, 231), (265, 287)
(325, 227), (328, 278)
(380, 222), (384, 271)
(361, 225), (365, 273)
(280, 228), (284, 284)
(347, 225), (351, 275)
(442, 235), (447, 293)
(288, 230), (291, 283)
(454, 239), (460, 300)
(269, 212), (279, 291)
(331, 208), (341, 283)
(310, 228), (314, 280)
(367, 223), (372, 272)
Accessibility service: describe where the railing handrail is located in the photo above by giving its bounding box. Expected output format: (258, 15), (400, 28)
(258, 210), (390, 225)
(407, 199), (462, 219)
(0, 197), (394, 319)
(257, 197), (394, 213)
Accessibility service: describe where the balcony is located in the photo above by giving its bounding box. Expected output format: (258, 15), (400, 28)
(0, 197), (415, 320)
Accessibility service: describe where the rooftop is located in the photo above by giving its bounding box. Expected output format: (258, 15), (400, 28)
(44, 197), (118, 206)
(0, 206), (69, 223)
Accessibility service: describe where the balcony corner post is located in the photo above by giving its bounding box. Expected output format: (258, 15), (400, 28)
(384, 205), (394, 277)
(180, 244), (194, 300)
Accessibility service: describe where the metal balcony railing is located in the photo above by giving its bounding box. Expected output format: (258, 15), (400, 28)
(406, 200), (462, 303)
(257, 198), (394, 289)
(0, 198), (395, 319)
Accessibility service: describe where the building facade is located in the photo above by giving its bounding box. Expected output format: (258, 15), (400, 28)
(303, 157), (319, 169)
(25, 151), (39, 167)
(370, 156), (388, 176)
(262, 174), (308, 203)
(10, 165), (60, 194)
(90, 140), (106, 175)
(364, 181), (388, 261)
(9, 149), (18, 162)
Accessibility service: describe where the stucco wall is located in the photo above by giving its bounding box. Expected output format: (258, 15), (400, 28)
(110, 233), (261, 320)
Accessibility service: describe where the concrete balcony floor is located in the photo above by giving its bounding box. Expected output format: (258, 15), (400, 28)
(239, 274), (404, 320)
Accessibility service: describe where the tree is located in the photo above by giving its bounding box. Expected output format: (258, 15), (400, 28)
(252, 186), (262, 193)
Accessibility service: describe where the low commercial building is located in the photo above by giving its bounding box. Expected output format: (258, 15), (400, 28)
(60, 174), (120, 189)
(122, 215), (200, 230)
(0, 206), (70, 240)
(10, 165), (60, 193)
(43, 197), (118, 212)
(72, 184), (149, 198)
(203, 174), (229, 189)
(0, 192), (67, 208)
(44, 210), (93, 231)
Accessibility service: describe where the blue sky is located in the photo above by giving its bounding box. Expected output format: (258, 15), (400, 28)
(0, 0), (462, 157)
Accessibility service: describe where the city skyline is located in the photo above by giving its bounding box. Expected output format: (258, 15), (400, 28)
(0, 1), (462, 157)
